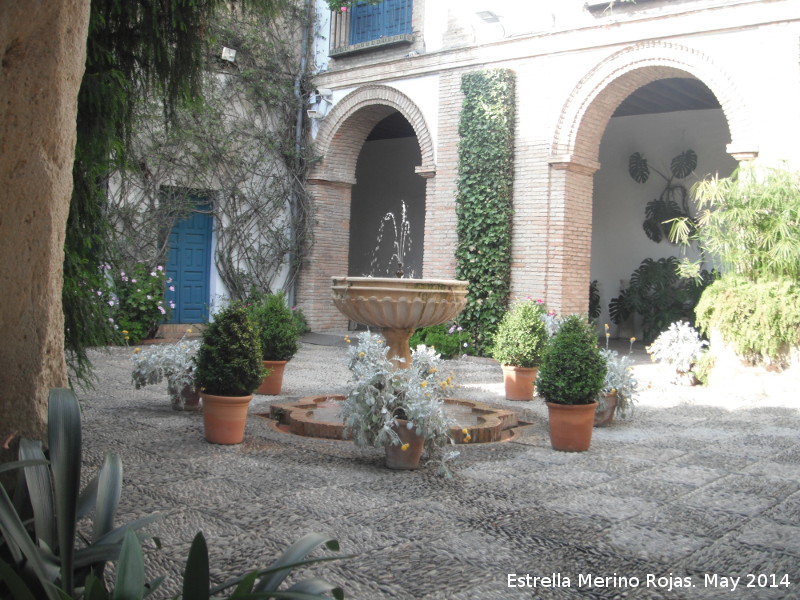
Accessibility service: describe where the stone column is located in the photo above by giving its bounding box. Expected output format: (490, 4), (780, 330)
(0, 1), (91, 460)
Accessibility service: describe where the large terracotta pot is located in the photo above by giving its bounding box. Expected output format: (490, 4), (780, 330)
(594, 392), (618, 427)
(501, 365), (538, 401)
(546, 401), (598, 452)
(201, 393), (253, 444)
(384, 419), (425, 470)
(256, 360), (287, 395)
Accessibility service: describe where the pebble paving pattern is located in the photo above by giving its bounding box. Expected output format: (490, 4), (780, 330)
(77, 338), (800, 599)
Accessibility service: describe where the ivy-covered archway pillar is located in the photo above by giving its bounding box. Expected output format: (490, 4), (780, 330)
(546, 154), (601, 316)
(297, 178), (354, 331)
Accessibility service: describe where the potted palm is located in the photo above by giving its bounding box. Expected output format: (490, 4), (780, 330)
(248, 291), (301, 395)
(194, 303), (264, 444)
(341, 332), (457, 473)
(491, 299), (549, 400)
(536, 315), (606, 451)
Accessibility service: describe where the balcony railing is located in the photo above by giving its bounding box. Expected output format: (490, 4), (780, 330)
(329, 0), (414, 57)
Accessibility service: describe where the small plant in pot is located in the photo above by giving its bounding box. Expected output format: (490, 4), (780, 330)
(248, 290), (301, 395)
(130, 330), (201, 410)
(194, 303), (265, 444)
(341, 332), (458, 475)
(536, 315), (606, 451)
(491, 299), (549, 400)
(646, 320), (708, 385)
(595, 347), (639, 427)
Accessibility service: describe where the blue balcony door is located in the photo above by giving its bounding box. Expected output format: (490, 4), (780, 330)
(165, 206), (213, 323)
(349, 0), (412, 45)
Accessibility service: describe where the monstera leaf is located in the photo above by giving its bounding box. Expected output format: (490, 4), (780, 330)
(670, 149), (697, 179)
(628, 152), (650, 183)
(643, 196), (684, 243)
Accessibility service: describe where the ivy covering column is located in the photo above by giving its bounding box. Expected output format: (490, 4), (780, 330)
(455, 69), (516, 353)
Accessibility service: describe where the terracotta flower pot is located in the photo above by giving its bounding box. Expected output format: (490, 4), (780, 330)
(256, 360), (287, 395)
(546, 401), (598, 452)
(501, 365), (538, 401)
(201, 393), (253, 444)
(384, 419), (425, 470)
(594, 391), (618, 427)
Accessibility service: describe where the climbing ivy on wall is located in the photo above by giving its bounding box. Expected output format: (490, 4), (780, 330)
(455, 69), (516, 353)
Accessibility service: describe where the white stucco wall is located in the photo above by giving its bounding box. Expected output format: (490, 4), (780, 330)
(590, 107), (739, 336)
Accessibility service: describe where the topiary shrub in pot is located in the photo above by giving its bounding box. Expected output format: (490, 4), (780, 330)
(194, 303), (264, 444)
(248, 291), (301, 395)
(491, 299), (549, 400)
(536, 315), (606, 451)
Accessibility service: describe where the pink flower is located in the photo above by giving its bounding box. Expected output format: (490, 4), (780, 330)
(131, 278), (137, 284)
(169, 285), (175, 292)
(158, 306), (166, 315)
(340, 6), (347, 11)
(157, 265), (163, 271)
(150, 271), (156, 277)
(536, 299), (544, 304)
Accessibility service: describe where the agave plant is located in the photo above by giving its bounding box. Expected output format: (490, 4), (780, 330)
(0, 389), (348, 599)
(0, 388), (159, 599)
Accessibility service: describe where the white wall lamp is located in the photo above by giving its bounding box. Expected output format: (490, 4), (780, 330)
(307, 88), (333, 119)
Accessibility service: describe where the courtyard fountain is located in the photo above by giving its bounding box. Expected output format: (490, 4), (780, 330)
(263, 201), (530, 445)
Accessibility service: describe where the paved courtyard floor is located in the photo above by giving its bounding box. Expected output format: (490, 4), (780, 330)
(77, 336), (800, 599)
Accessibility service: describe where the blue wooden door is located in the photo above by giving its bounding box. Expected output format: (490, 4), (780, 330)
(165, 208), (213, 323)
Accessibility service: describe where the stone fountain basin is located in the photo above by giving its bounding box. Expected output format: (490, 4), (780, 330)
(267, 395), (523, 444)
(330, 277), (468, 329)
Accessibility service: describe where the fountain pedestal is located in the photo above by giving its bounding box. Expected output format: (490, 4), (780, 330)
(331, 277), (469, 368)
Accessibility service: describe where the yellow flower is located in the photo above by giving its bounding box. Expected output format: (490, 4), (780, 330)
(462, 428), (469, 434)
(630, 337), (636, 343)
(420, 380), (428, 388)
(604, 323), (609, 331)
(401, 443), (410, 451)
(186, 328), (192, 334)
(463, 434), (472, 443)
(359, 351), (365, 358)
(121, 330), (128, 335)
(344, 336), (351, 343)
(428, 367), (437, 374)
(133, 347), (140, 354)
(377, 339), (383, 345)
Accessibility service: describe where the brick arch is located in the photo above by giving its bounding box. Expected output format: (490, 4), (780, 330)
(310, 84), (435, 183)
(551, 41), (758, 166)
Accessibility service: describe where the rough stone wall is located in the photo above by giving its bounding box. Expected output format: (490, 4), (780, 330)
(0, 1), (90, 459)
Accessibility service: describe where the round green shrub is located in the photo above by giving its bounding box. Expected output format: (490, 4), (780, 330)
(248, 291), (300, 361)
(536, 315), (606, 405)
(491, 300), (549, 367)
(194, 303), (264, 396)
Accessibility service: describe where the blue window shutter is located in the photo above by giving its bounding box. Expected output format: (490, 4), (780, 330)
(349, 0), (412, 45)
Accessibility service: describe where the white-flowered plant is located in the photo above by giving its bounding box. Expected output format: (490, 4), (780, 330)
(341, 332), (457, 473)
(598, 348), (638, 418)
(647, 320), (708, 379)
(131, 332), (200, 395)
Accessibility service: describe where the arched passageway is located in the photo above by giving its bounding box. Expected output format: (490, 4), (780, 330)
(546, 41), (758, 317)
(299, 85), (434, 330)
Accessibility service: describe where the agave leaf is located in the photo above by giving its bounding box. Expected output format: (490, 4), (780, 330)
(0, 556), (38, 600)
(83, 572), (112, 600)
(181, 532), (210, 600)
(48, 388), (82, 596)
(287, 577), (344, 600)
(628, 152), (649, 183)
(0, 458), (48, 475)
(0, 486), (61, 600)
(111, 529), (145, 600)
(254, 533), (340, 593)
(93, 453), (123, 542)
(230, 570), (259, 596)
(670, 149), (697, 179)
(77, 472), (99, 520)
(18, 439), (57, 551)
(74, 515), (161, 568)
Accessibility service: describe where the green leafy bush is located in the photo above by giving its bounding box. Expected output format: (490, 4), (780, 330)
(247, 291), (301, 361)
(409, 323), (470, 359)
(609, 257), (713, 343)
(491, 300), (549, 367)
(695, 275), (800, 365)
(536, 315), (606, 405)
(115, 263), (171, 344)
(455, 69), (515, 353)
(646, 320), (707, 380)
(194, 303), (264, 396)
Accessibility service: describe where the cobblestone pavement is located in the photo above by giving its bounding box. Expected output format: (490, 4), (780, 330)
(77, 337), (800, 599)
